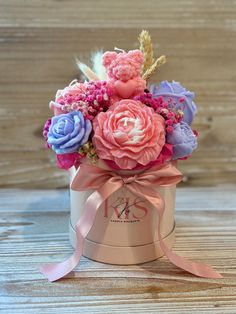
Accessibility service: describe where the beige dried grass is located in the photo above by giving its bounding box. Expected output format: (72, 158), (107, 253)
(138, 30), (154, 74)
(138, 30), (166, 80)
(142, 55), (167, 80)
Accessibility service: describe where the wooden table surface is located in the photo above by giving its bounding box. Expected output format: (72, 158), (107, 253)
(1, 187), (236, 313)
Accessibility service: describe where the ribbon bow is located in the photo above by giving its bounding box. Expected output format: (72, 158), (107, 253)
(39, 162), (222, 282)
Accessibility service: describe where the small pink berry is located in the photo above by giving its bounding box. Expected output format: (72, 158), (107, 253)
(96, 81), (102, 88)
(167, 112), (175, 118)
(87, 95), (94, 102)
(96, 94), (103, 102)
(166, 126), (174, 133)
(166, 119), (173, 126)
(66, 96), (73, 104)
(76, 95), (82, 101)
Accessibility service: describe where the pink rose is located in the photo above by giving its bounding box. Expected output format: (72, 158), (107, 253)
(92, 100), (166, 169)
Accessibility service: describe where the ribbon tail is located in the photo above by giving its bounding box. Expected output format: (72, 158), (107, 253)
(152, 196), (222, 278)
(129, 185), (222, 279)
(39, 178), (122, 282)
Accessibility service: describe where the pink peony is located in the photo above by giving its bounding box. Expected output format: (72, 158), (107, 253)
(92, 99), (166, 169)
(104, 143), (173, 170)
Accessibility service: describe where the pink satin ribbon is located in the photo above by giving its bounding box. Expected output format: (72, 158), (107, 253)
(39, 162), (222, 281)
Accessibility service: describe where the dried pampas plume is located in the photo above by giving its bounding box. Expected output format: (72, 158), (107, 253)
(138, 30), (167, 80)
(76, 58), (99, 81)
(76, 51), (107, 81)
(91, 51), (107, 80)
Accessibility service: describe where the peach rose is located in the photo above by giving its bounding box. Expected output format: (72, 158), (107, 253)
(92, 100), (166, 169)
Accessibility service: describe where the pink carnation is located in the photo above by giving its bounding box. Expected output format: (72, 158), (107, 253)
(49, 80), (113, 119)
(43, 118), (52, 148)
(92, 99), (166, 169)
(56, 152), (84, 170)
(50, 81), (87, 116)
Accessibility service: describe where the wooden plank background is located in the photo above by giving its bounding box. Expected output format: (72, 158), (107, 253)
(0, 0), (236, 188)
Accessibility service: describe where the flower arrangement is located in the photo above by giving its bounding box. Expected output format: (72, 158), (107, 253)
(40, 30), (222, 283)
(43, 30), (198, 171)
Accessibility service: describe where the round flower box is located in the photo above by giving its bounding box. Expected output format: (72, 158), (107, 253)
(69, 165), (176, 265)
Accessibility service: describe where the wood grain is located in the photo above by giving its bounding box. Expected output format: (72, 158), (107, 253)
(0, 1), (236, 188)
(1, 187), (236, 313)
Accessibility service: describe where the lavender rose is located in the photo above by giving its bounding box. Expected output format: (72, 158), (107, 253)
(150, 81), (197, 125)
(47, 111), (92, 154)
(166, 122), (197, 159)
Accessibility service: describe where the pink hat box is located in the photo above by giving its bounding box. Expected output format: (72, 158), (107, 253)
(69, 165), (176, 265)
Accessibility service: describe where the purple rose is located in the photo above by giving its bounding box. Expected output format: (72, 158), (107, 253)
(166, 122), (197, 159)
(47, 111), (92, 154)
(150, 81), (197, 125)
